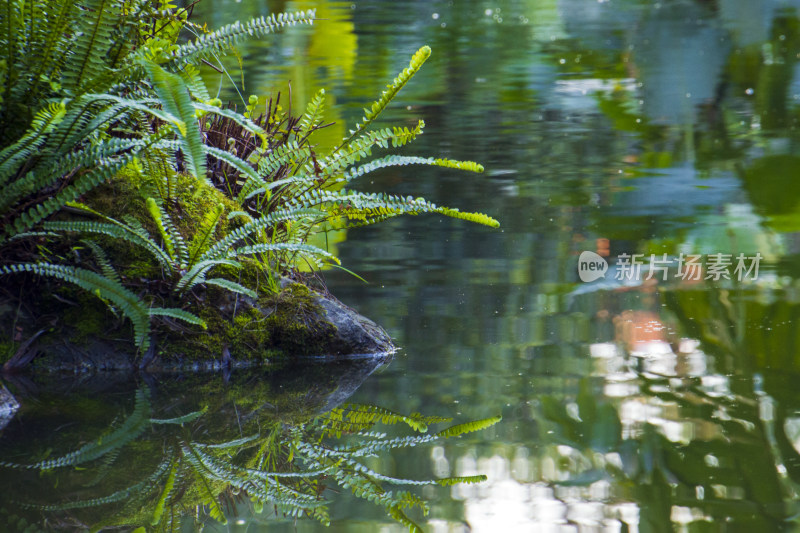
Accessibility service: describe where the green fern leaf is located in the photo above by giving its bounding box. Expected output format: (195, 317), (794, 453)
(435, 475), (488, 486)
(164, 10), (316, 68)
(339, 46), (430, 150)
(151, 460), (178, 525)
(149, 307), (206, 329)
(146, 197), (188, 268)
(234, 242), (340, 267)
(150, 408), (207, 426)
(175, 258), (241, 293)
(0, 100), (66, 188)
(1, 388), (150, 470)
(61, 0), (120, 93)
(204, 278), (257, 298)
(435, 415), (502, 438)
(297, 89), (325, 140)
(81, 239), (121, 283)
(142, 60), (206, 180)
(0, 263), (152, 350)
(188, 202), (225, 265)
(200, 208), (322, 261)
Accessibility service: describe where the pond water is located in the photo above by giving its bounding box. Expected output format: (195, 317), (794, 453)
(5, 0), (800, 531)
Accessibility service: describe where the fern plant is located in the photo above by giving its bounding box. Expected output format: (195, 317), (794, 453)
(1, 0), (499, 354)
(0, 1), (319, 350)
(201, 45), (498, 277)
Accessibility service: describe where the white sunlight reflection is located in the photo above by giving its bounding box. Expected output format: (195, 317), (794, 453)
(442, 323), (744, 532)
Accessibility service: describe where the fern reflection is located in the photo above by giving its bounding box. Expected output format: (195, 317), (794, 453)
(0, 378), (499, 531)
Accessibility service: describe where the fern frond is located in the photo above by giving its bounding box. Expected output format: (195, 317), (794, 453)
(18, 455), (172, 511)
(339, 46), (430, 150)
(146, 197), (188, 268)
(182, 445), (228, 525)
(200, 208), (323, 261)
(289, 189), (499, 228)
(174, 259), (241, 293)
(297, 89), (325, 140)
(257, 140), (312, 177)
(81, 238), (120, 283)
(1, 388), (150, 470)
(179, 64), (211, 102)
(61, 0), (120, 93)
(143, 60), (206, 180)
(5, 136), (150, 241)
(82, 93), (185, 129)
(0, 100), (66, 187)
(193, 435), (259, 449)
(432, 207), (500, 228)
(195, 101), (266, 141)
(435, 415), (502, 438)
(333, 404), (450, 433)
(315, 121), (425, 180)
(0, 136), (148, 214)
(188, 202), (224, 265)
(234, 242), (340, 267)
(337, 155), (484, 184)
(43, 215), (173, 271)
(204, 144), (263, 191)
(151, 460), (178, 525)
(435, 475), (487, 486)
(150, 408), (207, 426)
(204, 278), (257, 299)
(164, 10), (316, 68)
(148, 307), (207, 329)
(0, 263), (152, 350)
(388, 506), (424, 533)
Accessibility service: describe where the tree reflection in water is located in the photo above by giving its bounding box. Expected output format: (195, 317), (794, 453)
(532, 284), (800, 532)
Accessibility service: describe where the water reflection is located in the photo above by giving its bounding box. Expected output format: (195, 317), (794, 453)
(0, 361), (500, 531)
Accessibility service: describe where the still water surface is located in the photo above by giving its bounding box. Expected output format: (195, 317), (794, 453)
(5, 0), (800, 531)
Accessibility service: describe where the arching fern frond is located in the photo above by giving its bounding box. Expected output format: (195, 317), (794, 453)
(200, 207), (323, 261)
(316, 121), (424, 180)
(81, 239), (121, 283)
(336, 155), (484, 184)
(142, 61), (206, 181)
(0, 101), (66, 187)
(148, 307), (207, 329)
(435, 415), (502, 438)
(0, 263), (152, 350)
(61, 0), (120, 94)
(146, 197), (188, 268)
(163, 10), (316, 69)
(234, 242), (340, 268)
(204, 278), (257, 299)
(297, 89), (325, 140)
(174, 258), (241, 293)
(338, 46), (430, 151)
(0, 388), (151, 470)
(43, 214), (173, 271)
(188, 202), (225, 265)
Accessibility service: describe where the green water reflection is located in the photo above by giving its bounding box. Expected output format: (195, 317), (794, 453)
(6, 0), (800, 530)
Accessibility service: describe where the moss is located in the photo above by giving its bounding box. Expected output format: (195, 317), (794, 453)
(257, 283), (338, 356)
(155, 282), (339, 364)
(0, 340), (17, 364)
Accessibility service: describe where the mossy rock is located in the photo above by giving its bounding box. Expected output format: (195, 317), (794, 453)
(146, 279), (394, 370)
(0, 277), (394, 373)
